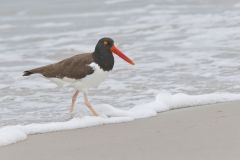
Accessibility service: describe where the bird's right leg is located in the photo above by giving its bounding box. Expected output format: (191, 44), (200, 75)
(83, 92), (99, 116)
(69, 90), (80, 113)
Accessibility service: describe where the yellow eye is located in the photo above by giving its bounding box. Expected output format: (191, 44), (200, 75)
(104, 41), (108, 45)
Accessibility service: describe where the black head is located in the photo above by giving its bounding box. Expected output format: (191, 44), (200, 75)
(95, 37), (114, 52)
(93, 37), (135, 71)
(93, 37), (115, 71)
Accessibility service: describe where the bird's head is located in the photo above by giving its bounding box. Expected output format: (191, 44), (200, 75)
(95, 37), (135, 65)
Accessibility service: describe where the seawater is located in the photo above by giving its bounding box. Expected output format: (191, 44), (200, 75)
(1, 0), (240, 127)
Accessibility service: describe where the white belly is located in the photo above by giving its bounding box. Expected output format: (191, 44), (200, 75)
(49, 63), (109, 91)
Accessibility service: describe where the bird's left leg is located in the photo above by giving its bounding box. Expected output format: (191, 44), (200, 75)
(83, 92), (99, 116)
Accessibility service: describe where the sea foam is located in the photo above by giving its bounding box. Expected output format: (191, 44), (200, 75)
(0, 92), (240, 147)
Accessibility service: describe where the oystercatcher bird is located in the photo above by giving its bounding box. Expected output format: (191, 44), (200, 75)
(23, 37), (134, 116)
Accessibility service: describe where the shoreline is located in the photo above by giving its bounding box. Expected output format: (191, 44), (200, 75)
(1, 101), (240, 160)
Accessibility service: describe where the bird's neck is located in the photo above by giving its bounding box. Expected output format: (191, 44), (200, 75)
(92, 49), (114, 71)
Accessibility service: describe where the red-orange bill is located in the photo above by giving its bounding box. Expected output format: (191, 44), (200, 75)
(111, 45), (135, 65)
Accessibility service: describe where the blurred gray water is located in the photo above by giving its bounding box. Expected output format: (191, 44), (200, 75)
(1, 0), (240, 127)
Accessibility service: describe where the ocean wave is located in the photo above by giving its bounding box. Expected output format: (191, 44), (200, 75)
(33, 22), (72, 28)
(1, 92), (240, 147)
(0, 24), (15, 30)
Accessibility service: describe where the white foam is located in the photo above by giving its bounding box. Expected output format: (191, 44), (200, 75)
(1, 92), (240, 147)
(0, 126), (27, 146)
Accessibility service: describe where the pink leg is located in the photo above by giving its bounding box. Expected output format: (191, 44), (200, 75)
(83, 92), (99, 116)
(69, 90), (80, 113)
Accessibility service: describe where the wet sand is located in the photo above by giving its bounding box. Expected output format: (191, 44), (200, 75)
(1, 101), (240, 160)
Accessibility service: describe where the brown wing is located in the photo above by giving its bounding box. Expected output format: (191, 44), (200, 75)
(23, 53), (94, 79)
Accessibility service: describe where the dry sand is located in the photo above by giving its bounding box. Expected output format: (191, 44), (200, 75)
(1, 101), (240, 160)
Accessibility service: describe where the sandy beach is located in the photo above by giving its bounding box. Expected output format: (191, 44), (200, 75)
(0, 101), (240, 160)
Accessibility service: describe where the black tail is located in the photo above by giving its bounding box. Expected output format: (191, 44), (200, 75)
(23, 71), (33, 76)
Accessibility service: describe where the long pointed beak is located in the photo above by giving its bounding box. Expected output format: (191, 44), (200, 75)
(111, 45), (135, 65)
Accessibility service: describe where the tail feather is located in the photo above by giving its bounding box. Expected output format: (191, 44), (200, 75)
(23, 66), (46, 76)
(23, 71), (33, 76)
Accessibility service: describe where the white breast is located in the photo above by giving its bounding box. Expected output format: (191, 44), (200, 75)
(49, 62), (109, 92)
